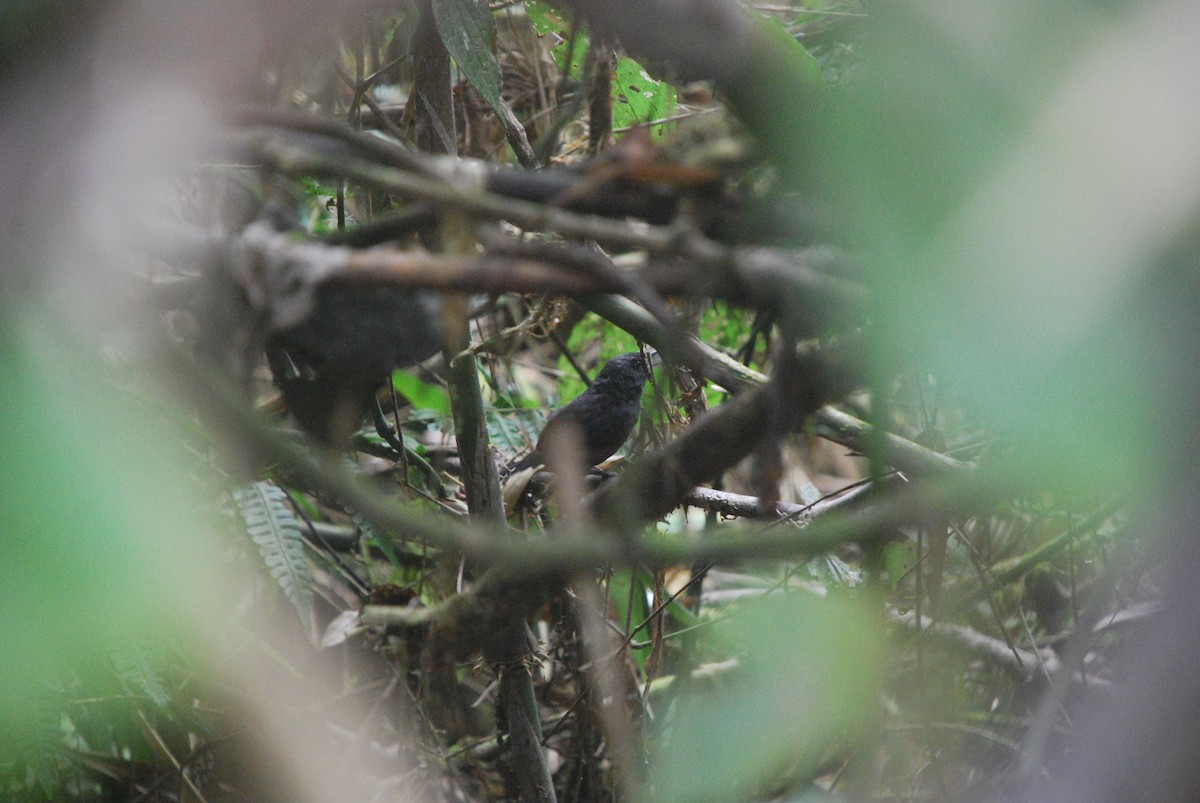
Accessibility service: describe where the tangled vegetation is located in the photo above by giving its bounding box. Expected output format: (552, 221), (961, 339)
(2, 1), (1197, 801)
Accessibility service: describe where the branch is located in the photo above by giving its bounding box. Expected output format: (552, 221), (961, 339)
(589, 339), (866, 529)
(367, 469), (1021, 639)
(809, 406), (974, 477)
(151, 221), (864, 331)
(684, 481), (874, 522)
(583, 292), (970, 476)
(363, 565), (559, 657)
(580, 293), (760, 393)
(893, 612), (1059, 681)
(229, 126), (684, 251)
(987, 502), (1120, 588)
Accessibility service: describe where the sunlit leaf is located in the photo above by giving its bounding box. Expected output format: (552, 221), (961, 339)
(392, 369), (452, 415)
(613, 56), (677, 138)
(526, 0), (587, 76)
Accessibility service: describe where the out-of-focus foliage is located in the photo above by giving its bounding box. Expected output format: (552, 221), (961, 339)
(0, 318), (223, 795)
(652, 594), (882, 802)
(2, 0), (1194, 800)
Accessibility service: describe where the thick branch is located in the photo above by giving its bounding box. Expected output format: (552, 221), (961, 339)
(229, 126), (683, 251)
(157, 220), (858, 303)
(590, 339), (865, 529)
(810, 406), (974, 477)
(582, 293), (971, 476)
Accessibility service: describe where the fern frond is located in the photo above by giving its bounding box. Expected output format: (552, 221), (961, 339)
(0, 688), (65, 798)
(234, 482), (315, 633)
(109, 640), (172, 709)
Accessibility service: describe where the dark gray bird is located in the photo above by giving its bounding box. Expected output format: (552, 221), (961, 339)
(267, 282), (442, 443)
(196, 203), (444, 445)
(506, 352), (653, 475)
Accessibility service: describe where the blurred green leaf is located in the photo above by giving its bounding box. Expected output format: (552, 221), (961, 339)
(754, 12), (824, 88)
(883, 538), (918, 591)
(652, 593), (881, 801)
(608, 568), (654, 674)
(109, 640), (172, 710)
(820, 5), (1166, 496)
(0, 317), (220, 762)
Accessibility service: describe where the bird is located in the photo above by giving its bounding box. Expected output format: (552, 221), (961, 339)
(505, 352), (654, 476)
(194, 202), (444, 445)
(266, 281), (443, 444)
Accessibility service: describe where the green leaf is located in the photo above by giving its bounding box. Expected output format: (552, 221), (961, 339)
(392, 369), (452, 415)
(353, 511), (404, 572)
(234, 482), (315, 633)
(0, 315), (219, 758)
(0, 688), (63, 798)
(530, 8), (680, 137)
(883, 538), (918, 590)
(526, 0), (587, 77)
(612, 56), (677, 138)
(608, 568), (654, 674)
(524, 0), (561, 37)
(431, 0), (504, 112)
(652, 594), (881, 801)
(808, 552), (863, 592)
(755, 12), (824, 88)
(109, 641), (172, 710)
(487, 406), (544, 457)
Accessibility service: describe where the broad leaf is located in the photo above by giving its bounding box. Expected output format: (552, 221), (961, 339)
(613, 56), (677, 138)
(392, 368), (452, 415)
(431, 0), (503, 113)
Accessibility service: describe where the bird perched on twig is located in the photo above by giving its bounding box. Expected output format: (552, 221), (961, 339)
(504, 352), (654, 476)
